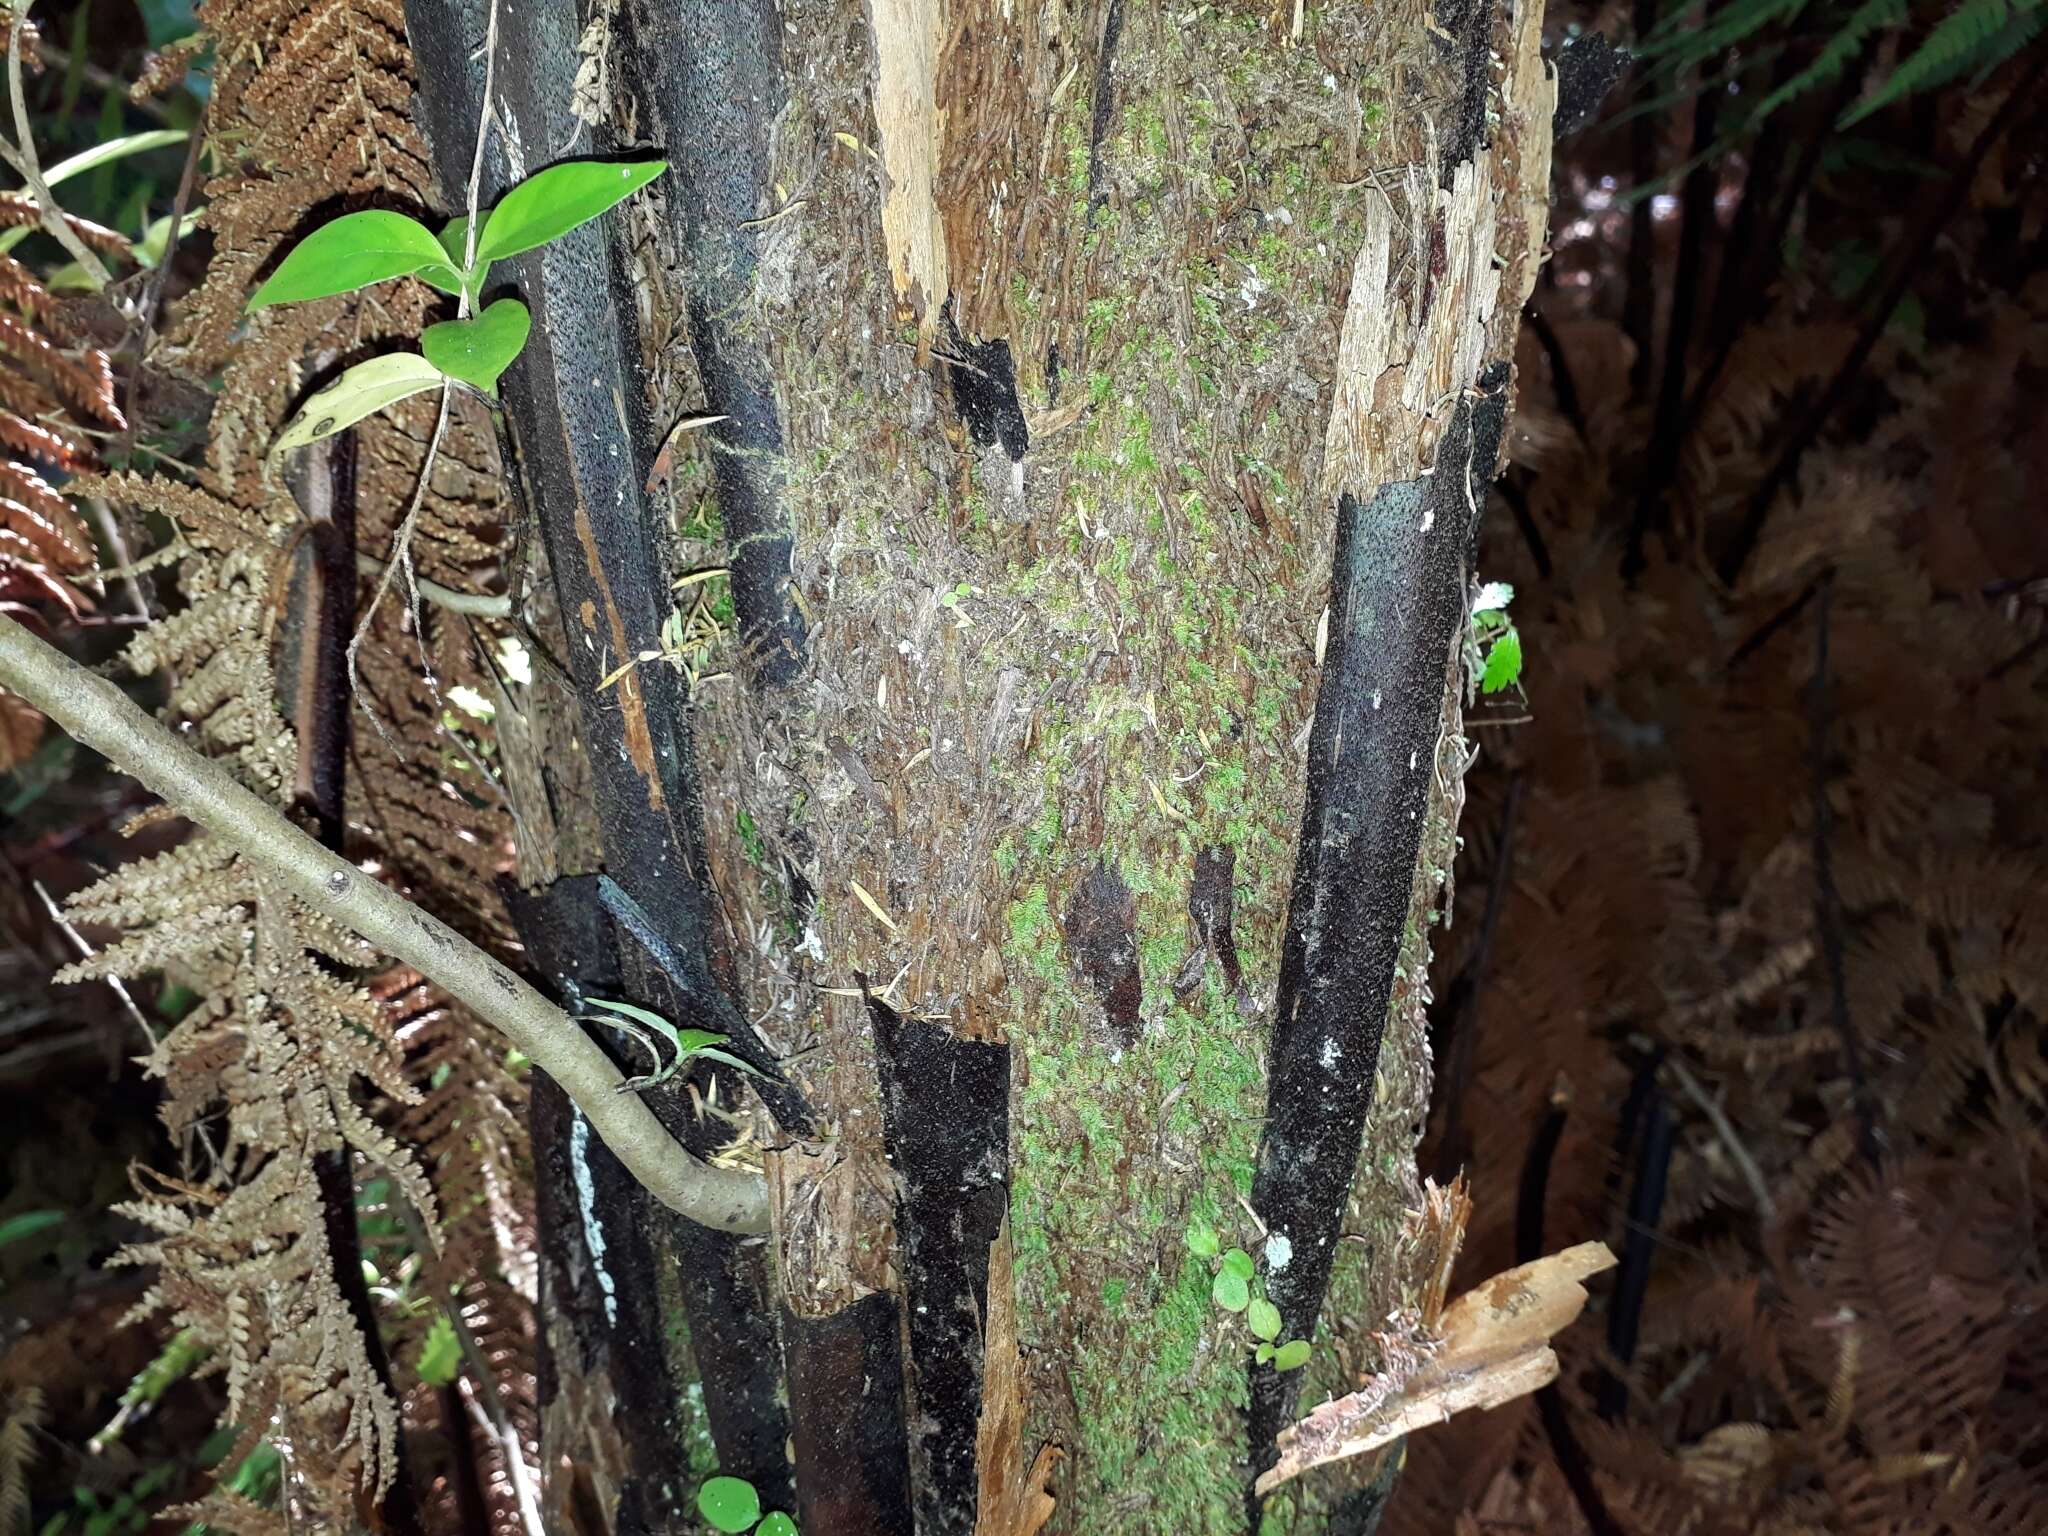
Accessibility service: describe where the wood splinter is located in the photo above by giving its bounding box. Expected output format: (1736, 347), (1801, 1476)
(1256, 1240), (1618, 1495)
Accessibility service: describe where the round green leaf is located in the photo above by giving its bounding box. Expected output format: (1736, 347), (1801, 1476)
(247, 210), (452, 311)
(474, 158), (668, 265)
(1272, 1339), (1312, 1372)
(1184, 1218), (1220, 1258)
(1211, 1268), (1250, 1313)
(696, 1476), (760, 1534)
(271, 353), (446, 454)
(1254, 1341), (1275, 1366)
(420, 299), (531, 393)
(757, 1515), (799, 1536)
(1220, 1247), (1255, 1281)
(1247, 1297), (1282, 1342)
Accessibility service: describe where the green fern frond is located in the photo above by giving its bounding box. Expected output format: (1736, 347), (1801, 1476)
(1751, 0), (1910, 123)
(1638, 0), (1814, 74)
(1843, 0), (2045, 123)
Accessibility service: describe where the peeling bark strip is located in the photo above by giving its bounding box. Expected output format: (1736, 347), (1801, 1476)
(505, 877), (625, 1371)
(507, 879), (655, 1524)
(1248, 387), (1505, 1475)
(616, 0), (807, 682)
(406, 0), (796, 1504)
(867, 993), (1009, 1535)
(869, 0), (950, 335)
(1241, 4), (1556, 1492)
(784, 1296), (916, 1535)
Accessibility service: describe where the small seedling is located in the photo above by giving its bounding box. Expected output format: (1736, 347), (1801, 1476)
(697, 1474), (799, 1535)
(248, 159), (666, 449)
(1469, 580), (1525, 697)
(576, 996), (770, 1093)
(1186, 1219), (1314, 1372)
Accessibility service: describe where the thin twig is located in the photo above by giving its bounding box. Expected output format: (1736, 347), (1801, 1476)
(30, 37), (173, 125)
(1810, 573), (1881, 1167)
(1665, 1054), (1775, 1222)
(346, 0), (497, 716)
(85, 496), (152, 626)
(347, 381), (452, 736)
(3, 11), (113, 288)
(119, 114), (205, 463)
(0, 608), (769, 1232)
(392, 1199), (544, 1536)
(353, 551), (509, 617)
(31, 875), (156, 1048)
(458, 0), (498, 305)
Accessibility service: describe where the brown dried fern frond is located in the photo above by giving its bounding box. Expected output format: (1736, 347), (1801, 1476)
(66, 0), (528, 1520)
(0, 1385), (43, 1536)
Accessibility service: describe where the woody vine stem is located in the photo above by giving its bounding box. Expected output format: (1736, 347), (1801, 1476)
(0, 610), (770, 1234)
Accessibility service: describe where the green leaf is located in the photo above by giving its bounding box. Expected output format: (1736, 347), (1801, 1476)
(475, 158), (668, 265)
(697, 1476), (761, 1534)
(1211, 1268), (1250, 1313)
(438, 215), (473, 267)
(1480, 626), (1524, 695)
(0, 1209), (63, 1249)
(1184, 1217), (1220, 1258)
(417, 262), (467, 297)
(756, 1515), (799, 1536)
(271, 353), (446, 453)
(418, 216), (479, 299)
(673, 1027), (732, 1054)
(420, 298), (531, 392)
(0, 129), (194, 257)
(414, 1312), (462, 1387)
(1220, 1247), (1255, 1281)
(686, 1045), (774, 1081)
(48, 128), (192, 187)
(1271, 1339), (1312, 1371)
(135, 210), (205, 270)
(1247, 1297), (1282, 1342)
(247, 210), (452, 311)
(1254, 1341), (1275, 1365)
(582, 996), (680, 1041)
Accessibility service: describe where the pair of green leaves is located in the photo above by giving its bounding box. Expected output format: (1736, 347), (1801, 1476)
(1185, 1219), (1313, 1372)
(254, 160), (665, 448)
(698, 1475), (799, 1536)
(577, 996), (770, 1094)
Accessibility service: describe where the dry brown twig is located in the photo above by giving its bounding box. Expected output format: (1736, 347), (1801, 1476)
(1, 9), (113, 289)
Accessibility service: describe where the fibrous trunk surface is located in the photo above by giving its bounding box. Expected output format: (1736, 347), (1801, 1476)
(409, 0), (1555, 1528)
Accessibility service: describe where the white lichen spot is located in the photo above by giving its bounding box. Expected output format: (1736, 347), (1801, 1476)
(1372, 689), (1383, 711)
(570, 1111), (620, 1326)
(1265, 1232), (1294, 1271)
(1320, 1037), (1342, 1070)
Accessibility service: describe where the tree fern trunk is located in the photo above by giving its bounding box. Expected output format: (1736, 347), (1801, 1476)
(401, 0), (1557, 1530)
